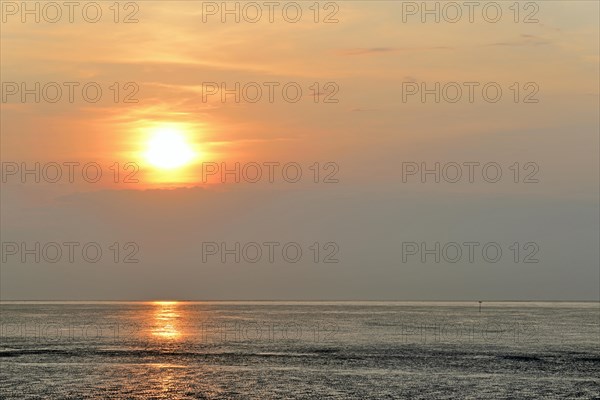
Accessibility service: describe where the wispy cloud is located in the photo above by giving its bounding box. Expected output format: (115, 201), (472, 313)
(338, 46), (452, 56)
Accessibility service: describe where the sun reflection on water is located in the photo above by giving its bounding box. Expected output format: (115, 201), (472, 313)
(151, 301), (182, 340)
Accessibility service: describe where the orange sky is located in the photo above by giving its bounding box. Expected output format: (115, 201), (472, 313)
(2, 1), (597, 189)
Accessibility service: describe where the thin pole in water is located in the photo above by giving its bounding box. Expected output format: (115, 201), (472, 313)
(478, 301), (482, 313)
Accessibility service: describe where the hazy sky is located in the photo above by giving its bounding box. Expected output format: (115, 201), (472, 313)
(1, 1), (598, 300)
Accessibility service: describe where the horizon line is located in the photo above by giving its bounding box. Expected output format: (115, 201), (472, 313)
(1, 299), (598, 303)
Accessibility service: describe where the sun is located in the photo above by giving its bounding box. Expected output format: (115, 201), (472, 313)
(144, 127), (196, 169)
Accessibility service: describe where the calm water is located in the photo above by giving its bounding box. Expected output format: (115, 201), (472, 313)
(1, 301), (598, 399)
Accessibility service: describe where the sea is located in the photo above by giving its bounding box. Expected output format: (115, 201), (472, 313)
(0, 301), (598, 399)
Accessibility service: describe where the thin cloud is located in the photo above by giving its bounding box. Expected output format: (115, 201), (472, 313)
(486, 34), (551, 47)
(338, 46), (451, 56)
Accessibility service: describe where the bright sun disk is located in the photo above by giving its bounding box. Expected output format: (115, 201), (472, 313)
(144, 128), (196, 169)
